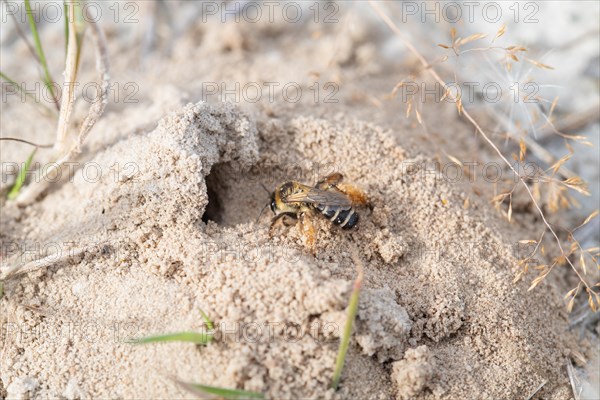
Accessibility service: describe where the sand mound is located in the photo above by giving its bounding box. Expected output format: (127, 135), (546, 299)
(1, 100), (578, 399)
(4, 4), (597, 397)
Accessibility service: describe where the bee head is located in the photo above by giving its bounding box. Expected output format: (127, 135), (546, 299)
(258, 183), (278, 220)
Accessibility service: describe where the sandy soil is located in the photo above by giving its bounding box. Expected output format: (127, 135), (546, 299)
(1, 3), (598, 400)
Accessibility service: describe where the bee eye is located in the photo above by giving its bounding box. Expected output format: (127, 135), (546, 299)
(270, 199), (276, 213)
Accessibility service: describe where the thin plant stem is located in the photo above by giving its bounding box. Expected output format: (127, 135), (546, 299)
(4, 0), (40, 63)
(7, 148), (37, 200)
(368, 1), (594, 295)
(23, 0), (59, 109)
(331, 261), (363, 390)
(0, 137), (53, 148)
(0, 71), (56, 117)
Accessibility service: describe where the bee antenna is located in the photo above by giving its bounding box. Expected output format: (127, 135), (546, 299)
(255, 202), (269, 225)
(254, 183), (272, 226)
(260, 183), (270, 194)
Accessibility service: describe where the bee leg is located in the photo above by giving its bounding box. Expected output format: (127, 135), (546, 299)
(335, 183), (370, 207)
(316, 172), (344, 190)
(300, 212), (317, 256)
(269, 213), (297, 237)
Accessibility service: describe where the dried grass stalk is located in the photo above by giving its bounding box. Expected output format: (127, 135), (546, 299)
(53, 0), (79, 155)
(16, 12), (109, 205)
(0, 247), (86, 280)
(369, 1), (597, 303)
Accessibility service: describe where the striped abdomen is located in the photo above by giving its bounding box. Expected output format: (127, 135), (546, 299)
(315, 204), (359, 229)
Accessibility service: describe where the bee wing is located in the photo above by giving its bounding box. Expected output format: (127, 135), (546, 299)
(284, 185), (352, 209)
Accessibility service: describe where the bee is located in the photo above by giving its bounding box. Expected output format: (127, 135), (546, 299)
(266, 173), (369, 254)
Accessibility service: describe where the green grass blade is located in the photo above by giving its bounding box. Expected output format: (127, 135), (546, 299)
(1, 71), (33, 102)
(8, 148), (37, 200)
(63, 2), (68, 57)
(126, 331), (213, 345)
(72, 1), (86, 73)
(8, 9), (40, 63)
(63, 1), (86, 71)
(199, 309), (214, 331)
(1, 71), (56, 117)
(176, 381), (264, 400)
(331, 269), (363, 390)
(24, 0), (57, 105)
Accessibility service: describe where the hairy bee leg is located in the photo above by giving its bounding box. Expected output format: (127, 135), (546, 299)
(269, 213), (297, 237)
(316, 172), (344, 190)
(300, 212), (317, 255)
(316, 174), (369, 206)
(335, 183), (370, 206)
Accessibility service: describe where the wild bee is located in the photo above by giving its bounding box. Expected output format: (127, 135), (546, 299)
(266, 173), (369, 254)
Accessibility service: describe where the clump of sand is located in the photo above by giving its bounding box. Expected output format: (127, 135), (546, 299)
(391, 345), (436, 399)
